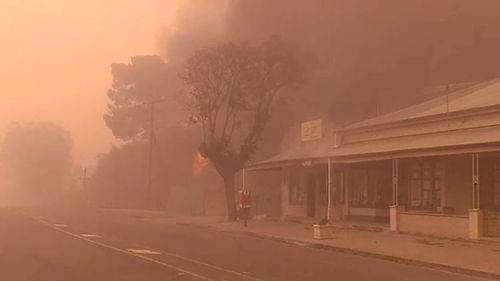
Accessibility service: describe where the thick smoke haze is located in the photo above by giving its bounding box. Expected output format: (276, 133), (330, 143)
(1, 3), (500, 279)
(224, 0), (500, 121)
(3, 0), (500, 194)
(154, 0), (500, 158)
(0, 0), (182, 166)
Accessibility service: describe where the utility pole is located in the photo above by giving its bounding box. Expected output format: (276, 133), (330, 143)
(145, 98), (167, 208)
(445, 84), (450, 114)
(79, 167), (89, 190)
(79, 168), (90, 206)
(147, 101), (156, 192)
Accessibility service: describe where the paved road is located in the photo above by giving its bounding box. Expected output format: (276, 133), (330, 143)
(0, 206), (492, 281)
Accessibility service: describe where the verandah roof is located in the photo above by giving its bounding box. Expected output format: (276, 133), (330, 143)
(248, 124), (500, 170)
(248, 78), (500, 170)
(345, 78), (500, 131)
(248, 137), (333, 170)
(333, 124), (500, 160)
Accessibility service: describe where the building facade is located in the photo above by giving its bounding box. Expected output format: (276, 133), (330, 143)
(249, 79), (500, 239)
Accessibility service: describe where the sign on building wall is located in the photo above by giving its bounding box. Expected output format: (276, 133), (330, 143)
(301, 119), (322, 142)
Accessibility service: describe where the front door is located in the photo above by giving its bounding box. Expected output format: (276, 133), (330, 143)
(307, 175), (316, 217)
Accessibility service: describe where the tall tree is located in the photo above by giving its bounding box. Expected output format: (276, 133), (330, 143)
(104, 55), (182, 141)
(103, 55), (203, 209)
(181, 37), (307, 220)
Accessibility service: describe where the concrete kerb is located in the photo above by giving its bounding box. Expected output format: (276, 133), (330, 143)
(397, 230), (500, 247)
(176, 222), (500, 281)
(281, 217), (390, 232)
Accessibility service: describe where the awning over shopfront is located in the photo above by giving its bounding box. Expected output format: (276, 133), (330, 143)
(333, 124), (500, 162)
(250, 124), (500, 169)
(248, 137), (334, 171)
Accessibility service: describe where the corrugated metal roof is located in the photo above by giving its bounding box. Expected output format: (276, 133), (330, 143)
(333, 124), (500, 158)
(248, 136), (333, 169)
(345, 78), (500, 130)
(248, 78), (500, 169)
(250, 124), (500, 169)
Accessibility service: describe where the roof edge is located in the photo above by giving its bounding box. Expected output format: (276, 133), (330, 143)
(338, 78), (500, 133)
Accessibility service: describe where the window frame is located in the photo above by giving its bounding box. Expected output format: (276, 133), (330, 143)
(407, 159), (443, 211)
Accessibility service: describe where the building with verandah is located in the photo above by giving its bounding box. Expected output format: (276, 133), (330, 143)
(248, 78), (500, 239)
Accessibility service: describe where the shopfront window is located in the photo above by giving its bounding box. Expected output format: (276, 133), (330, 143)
(336, 171), (345, 204)
(350, 168), (369, 207)
(318, 170), (345, 206)
(408, 159), (443, 210)
(494, 160), (500, 207)
(349, 164), (391, 208)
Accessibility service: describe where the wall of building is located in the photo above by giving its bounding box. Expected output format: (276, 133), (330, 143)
(399, 212), (469, 238)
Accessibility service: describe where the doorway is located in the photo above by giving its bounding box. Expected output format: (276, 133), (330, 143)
(307, 175), (316, 217)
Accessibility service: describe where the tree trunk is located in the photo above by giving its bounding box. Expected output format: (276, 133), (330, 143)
(223, 173), (238, 222)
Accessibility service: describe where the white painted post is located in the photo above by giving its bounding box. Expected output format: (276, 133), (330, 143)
(392, 159), (399, 206)
(471, 153), (480, 209)
(476, 153), (480, 209)
(469, 209), (483, 239)
(242, 168), (246, 189)
(472, 154), (476, 209)
(469, 153), (483, 239)
(327, 158), (332, 221)
(344, 167), (350, 217)
(390, 159), (401, 232)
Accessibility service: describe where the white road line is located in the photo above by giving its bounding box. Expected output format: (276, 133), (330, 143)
(26, 214), (267, 281)
(26, 215), (214, 281)
(158, 251), (266, 281)
(80, 234), (102, 238)
(53, 223), (67, 227)
(127, 249), (161, 255)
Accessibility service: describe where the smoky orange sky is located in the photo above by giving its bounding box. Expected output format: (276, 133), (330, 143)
(0, 0), (184, 166)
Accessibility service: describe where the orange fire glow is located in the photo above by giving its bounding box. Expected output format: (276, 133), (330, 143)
(192, 152), (209, 177)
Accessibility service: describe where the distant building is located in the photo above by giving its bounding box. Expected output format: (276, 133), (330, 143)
(248, 78), (500, 239)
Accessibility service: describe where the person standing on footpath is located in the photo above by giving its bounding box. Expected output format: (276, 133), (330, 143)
(239, 187), (252, 227)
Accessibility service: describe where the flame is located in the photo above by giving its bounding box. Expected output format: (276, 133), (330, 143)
(192, 152), (208, 177)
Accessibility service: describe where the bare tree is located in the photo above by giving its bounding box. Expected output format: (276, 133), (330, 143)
(181, 37), (307, 221)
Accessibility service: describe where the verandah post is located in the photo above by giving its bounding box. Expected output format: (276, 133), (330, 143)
(327, 158), (332, 221)
(392, 159), (399, 206)
(469, 153), (483, 239)
(390, 158), (401, 232)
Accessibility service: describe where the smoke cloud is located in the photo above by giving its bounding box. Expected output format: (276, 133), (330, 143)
(161, 0), (500, 126)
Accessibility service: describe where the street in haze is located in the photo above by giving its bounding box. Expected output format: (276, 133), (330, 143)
(3, 2), (500, 281)
(0, 206), (490, 281)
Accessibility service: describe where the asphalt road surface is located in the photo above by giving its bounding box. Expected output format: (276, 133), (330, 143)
(0, 206), (492, 281)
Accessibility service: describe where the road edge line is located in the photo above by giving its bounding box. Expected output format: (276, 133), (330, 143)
(23, 214), (215, 281)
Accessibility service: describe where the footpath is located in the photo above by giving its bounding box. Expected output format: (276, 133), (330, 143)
(103, 209), (500, 280)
